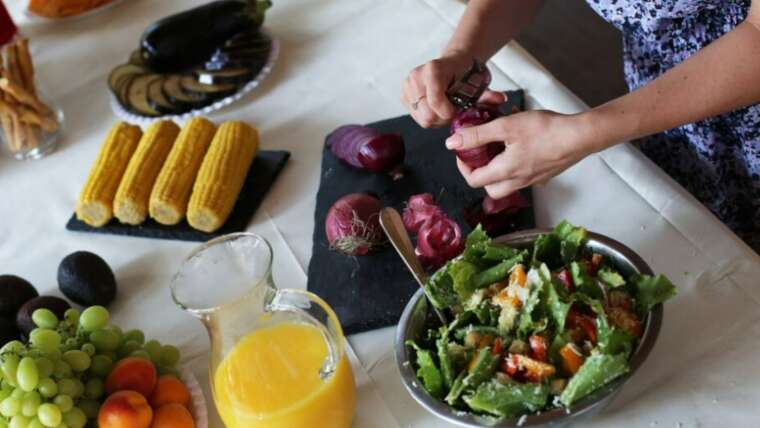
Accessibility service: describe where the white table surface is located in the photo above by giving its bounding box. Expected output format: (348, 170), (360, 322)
(3, 0), (760, 427)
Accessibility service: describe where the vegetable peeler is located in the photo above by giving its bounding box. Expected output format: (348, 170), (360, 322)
(446, 59), (492, 109)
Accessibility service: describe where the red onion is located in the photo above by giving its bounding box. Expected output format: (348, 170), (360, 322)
(325, 193), (384, 256)
(482, 191), (530, 215)
(415, 216), (464, 269)
(327, 124), (405, 173)
(450, 106), (504, 169)
(402, 193), (443, 234)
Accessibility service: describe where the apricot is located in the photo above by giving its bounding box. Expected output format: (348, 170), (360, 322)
(150, 375), (191, 409)
(98, 390), (153, 428)
(106, 356), (157, 397)
(150, 403), (195, 428)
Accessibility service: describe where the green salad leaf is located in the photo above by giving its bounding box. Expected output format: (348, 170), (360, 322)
(445, 347), (499, 405)
(473, 253), (526, 288)
(555, 220), (588, 265)
(570, 261), (603, 300)
(598, 267), (626, 288)
(516, 279), (543, 338)
(464, 380), (551, 418)
(538, 264), (572, 334)
(482, 244), (523, 262)
(449, 260), (480, 301)
(531, 233), (561, 269)
(436, 327), (456, 389)
(407, 341), (445, 399)
(630, 274), (677, 315)
(463, 225), (491, 263)
(425, 262), (459, 309)
(598, 328), (635, 357)
(559, 353), (629, 406)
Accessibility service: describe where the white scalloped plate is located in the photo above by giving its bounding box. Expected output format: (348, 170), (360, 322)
(111, 28), (279, 126)
(181, 365), (209, 428)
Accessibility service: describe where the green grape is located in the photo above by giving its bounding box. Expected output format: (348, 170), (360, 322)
(16, 358), (39, 392)
(107, 325), (123, 339)
(34, 359), (53, 380)
(9, 414), (30, 428)
(62, 407), (85, 428)
(0, 342), (24, 355)
(100, 351), (117, 362)
(51, 396), (71, 414)
(117, 341), (141, 358)
(29, 330), (61, 355)
(88, 330), (119, 353)
(143, 340), (162, 363)
(88, 355), (112, 378)
(31, 310), (58, 330)
(0, 420), (7, 428)
(79, 345), (95, 358)
(1, 355), (20, 387)
(21, 391), (41, 418)
(83, 379), (103, 401)
(159, 345), (181, 368)
(51, 362), (70, 381)
(37, 403), (62, 427)
(54, 380), (78, 400)
(0, 388), (10, 402)
(156, 365), (178, 377)
(0, 396), (21, 417)
(10, 389), (24, 400)
(26, 420), (43, 428)
(43, 350), (60, 364)
(78, 307), (108, 333)
(123, 330), (145, 345)
(62, 310), (79, 326)
(130, 350), (151, 360)
(62, 339), (77, 350)
(37, 379), (57, 399)
(61, 352), (89, 373)
(75, 400), (98, 420)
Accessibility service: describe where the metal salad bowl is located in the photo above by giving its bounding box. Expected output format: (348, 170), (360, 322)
(395, 229), (664, 427)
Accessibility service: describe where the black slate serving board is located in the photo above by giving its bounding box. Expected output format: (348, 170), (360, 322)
(307, 91), (535, 335)
(66, 150), (290, 242)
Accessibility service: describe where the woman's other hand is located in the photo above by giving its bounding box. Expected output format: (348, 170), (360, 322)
(445, 110), (596, 197)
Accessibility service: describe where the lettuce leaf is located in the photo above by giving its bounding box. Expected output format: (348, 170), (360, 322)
(436, 327), (455, 389)
(449, 260), (480, 301)
(425, 262), (459, 309)
(464, 380), (550, 417)
(630, 274), (677, 315)
(538, 264), (572, 334)
(554, 220), (588, 265)
(570, 261), (603, 300)
(406, 340), (445, 399)
(571, 293), (634, 357)
(445, 347), (499, 405)
(559, 353), (629, 406)
(598, 267), (626, 288)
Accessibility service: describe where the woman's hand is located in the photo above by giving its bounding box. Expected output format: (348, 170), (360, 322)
(445, 110), (596, 198)
(401, 51), (477, 128)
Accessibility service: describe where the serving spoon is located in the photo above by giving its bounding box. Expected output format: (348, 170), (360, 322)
(379, 207), (448, 325)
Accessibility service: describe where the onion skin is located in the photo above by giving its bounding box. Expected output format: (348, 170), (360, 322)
(325, 193), (384, 256)
(328, 124), (405, 173)
(482, 192), (530, 215)
(402, 193), (443, 234)
(415, 216), (464, 269)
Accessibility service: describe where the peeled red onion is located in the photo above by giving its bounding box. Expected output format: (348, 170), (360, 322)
(415, 216), (464, 269)
(327, 124), (405, 173)
(450, 106), (504, 169)
(325, 193), (384, 256)
(483, 192), (530, 215)
(402, 193), (443, 233)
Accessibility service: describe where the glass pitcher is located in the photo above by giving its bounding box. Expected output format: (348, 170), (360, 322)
(171, 233), (356, 428)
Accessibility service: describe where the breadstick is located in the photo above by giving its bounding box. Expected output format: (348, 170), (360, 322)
(18, 107), (58, 133)
(15, 38), (36, 94)
(0, 77), (50, 115)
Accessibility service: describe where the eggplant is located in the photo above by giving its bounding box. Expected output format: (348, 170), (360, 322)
(162, 74), (207, 108)
(124, 74), (162, 117)
(195, 67), (255, 85)
(141, 0), (271, 73)
(147, 77), (187, 115)
(179, 75), (238, 100)
(108, 64), (146, 96)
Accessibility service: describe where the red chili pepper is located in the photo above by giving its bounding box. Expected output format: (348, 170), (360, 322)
(492, 337), (503, 356)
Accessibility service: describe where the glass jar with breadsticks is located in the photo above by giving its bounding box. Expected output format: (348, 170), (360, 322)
(0, 35), (64, 160)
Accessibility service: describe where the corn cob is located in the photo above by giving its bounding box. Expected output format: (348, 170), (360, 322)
(187, 121), (259, 233)
(114, 120), (180, 225)
(149, 117), (216, 225)
(76, 122), (142, 227)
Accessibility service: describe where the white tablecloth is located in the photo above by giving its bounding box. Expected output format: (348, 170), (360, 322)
(3, 1), (759, 427)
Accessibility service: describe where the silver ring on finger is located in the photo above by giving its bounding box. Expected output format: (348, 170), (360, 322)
(411, 95), (426, 111)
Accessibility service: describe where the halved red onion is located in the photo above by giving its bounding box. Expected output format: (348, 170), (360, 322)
(327, 124), (405, 173)
(402, 193), (443, 233)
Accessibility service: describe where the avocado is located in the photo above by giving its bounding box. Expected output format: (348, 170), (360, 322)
(0, 318), (20, 344)
(58, 251), (117, 307)
(0, 275), (39, 319)
(16, 296), (71, 337)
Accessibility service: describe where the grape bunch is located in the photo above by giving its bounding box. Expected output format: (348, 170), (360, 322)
(0, 306), (181, 428)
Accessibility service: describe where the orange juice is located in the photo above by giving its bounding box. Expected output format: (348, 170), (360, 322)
(213, 323), (356, 428)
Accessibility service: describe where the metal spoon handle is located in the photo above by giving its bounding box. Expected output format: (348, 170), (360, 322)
(380, 208), (448, 325)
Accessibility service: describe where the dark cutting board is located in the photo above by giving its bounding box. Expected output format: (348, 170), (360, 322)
(66, 150), (290, 242)
(307, 91), (535, 335)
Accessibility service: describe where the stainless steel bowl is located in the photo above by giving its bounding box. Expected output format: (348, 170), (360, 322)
(396, 229), (663, 427)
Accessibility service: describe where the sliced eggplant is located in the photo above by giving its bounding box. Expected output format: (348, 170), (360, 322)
(108, 64), (147, 96)
(195, 67), (255, 85)
(124, 74), (162, 117)
(162, 74), (207, 107)
(223, 31), (271, 51)
(118, 74), (139, 108)
(147, 77), (187, 115)
(179, 75), (237, 100)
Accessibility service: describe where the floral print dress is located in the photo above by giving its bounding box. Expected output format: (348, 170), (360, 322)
(586, 0), (760, 252)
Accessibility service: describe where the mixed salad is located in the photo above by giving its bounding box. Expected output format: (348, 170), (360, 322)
(406, 221), (677, 420)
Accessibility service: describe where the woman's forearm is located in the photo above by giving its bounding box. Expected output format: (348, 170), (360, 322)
(581, 10), (760, 152)
(443, 0), (545, 61)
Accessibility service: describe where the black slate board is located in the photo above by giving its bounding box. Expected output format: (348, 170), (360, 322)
(66, 150), (290, 242)
(307, 92), (535, 335)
